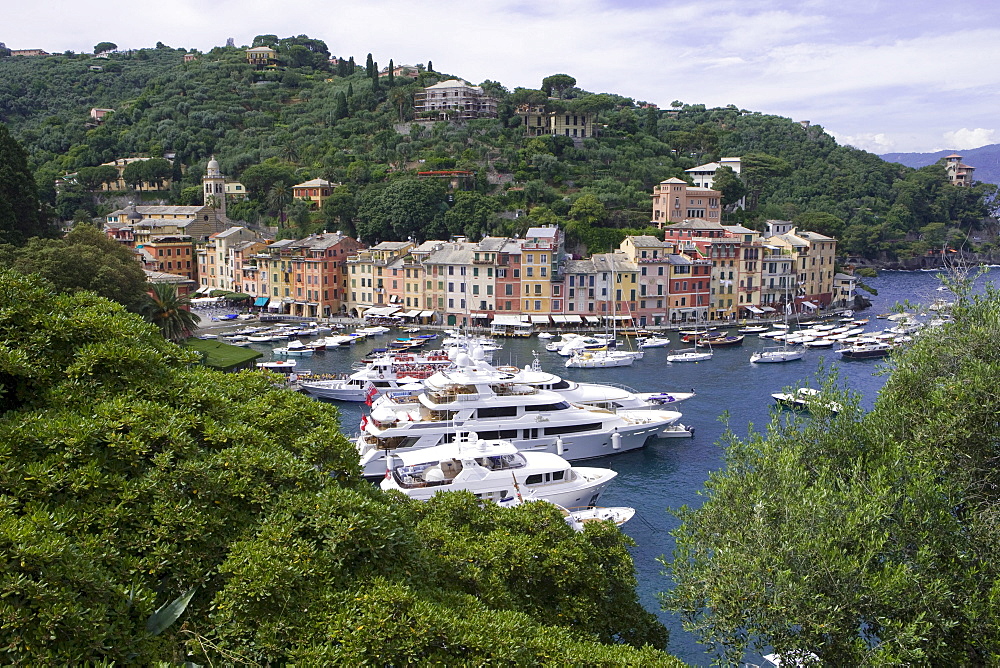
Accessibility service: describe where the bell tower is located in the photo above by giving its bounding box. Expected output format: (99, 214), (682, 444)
(203, 155), (226, 218)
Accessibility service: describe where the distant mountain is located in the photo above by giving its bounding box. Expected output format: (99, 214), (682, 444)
(880, 144), (1000, 185)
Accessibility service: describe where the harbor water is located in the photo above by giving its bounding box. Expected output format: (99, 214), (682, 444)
(244, 268), (993, 664)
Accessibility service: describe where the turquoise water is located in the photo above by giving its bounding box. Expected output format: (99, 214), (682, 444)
(251, 268), (993, 664)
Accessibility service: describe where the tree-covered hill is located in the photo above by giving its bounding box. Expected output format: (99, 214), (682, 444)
(1, 38), (996, 260)
(882, 143), (1000, 187)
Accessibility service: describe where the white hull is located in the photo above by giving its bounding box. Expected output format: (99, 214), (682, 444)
(751, 349), (804, 363)
(359, 416), (665, 478)
(381, 438), (617, 508)
(668, 350), (712, 363)
(565, 350), (639, 368)
(638, 337), (671, 348)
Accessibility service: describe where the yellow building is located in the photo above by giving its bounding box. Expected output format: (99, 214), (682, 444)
(762, 221), (837, 311)
(246, 46), (276, 67)
(345, 241), (414, 317)
(519, 227), (563, 320)
(292, 178), (337, 209)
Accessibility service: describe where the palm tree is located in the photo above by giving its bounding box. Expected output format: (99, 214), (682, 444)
(140, 283), (201, 342)
(268, 183), (292, 224)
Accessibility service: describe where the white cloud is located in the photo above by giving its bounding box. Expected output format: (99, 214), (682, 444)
(940, 128), (997, 151)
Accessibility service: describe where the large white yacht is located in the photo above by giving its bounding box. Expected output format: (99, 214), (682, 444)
(300, 351), (454, 401)
(499, 356), (695, 412)
(380, 434), (617, 508)
(355, 350), (682, 478)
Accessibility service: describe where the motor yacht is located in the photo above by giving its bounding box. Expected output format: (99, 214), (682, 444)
(300, 351), (454, 401)
(380, 434), (617, 508)
(355, 350), (680, 478)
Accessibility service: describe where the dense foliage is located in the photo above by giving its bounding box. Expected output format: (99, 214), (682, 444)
(665, 279), (1000, 664)
(2, 224), (149, 311)
(0, 123), (54, 244)
(0, 269), (676, 664)
(1, 38), (996, 259)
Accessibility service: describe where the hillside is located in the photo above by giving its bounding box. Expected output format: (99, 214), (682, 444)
(881, 144), (1000, 186)
(1, 37), (996, 261)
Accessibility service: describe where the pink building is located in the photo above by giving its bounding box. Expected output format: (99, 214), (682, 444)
(652, 178), (722, 227)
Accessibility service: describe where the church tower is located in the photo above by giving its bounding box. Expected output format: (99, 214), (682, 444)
(203, 155), (226, 218)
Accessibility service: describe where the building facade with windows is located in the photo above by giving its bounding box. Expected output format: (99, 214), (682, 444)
(413, 80), (497, 121)
(652, 178), (722, 227)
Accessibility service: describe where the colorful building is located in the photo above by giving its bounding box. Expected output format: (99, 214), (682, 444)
(652, 178), (722, 227)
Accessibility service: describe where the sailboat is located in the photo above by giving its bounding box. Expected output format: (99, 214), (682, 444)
(750, 288), (804, 364)
(566, 254), (643, 368)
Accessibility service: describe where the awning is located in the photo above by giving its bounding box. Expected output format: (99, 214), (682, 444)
(801, 301), (818, 310)
(563, 314), (583, 323)
(400, 309), (421, 318)
(550, 315), (567, 323)
(761, 306), (776, 312)
(584, 316), (601, 323)
(492, 315), (523, 326)
(365, 306), (401, 317)
(529, 315), (551, 324)
(419, 310), (436, 318)
(745, 305), (763, 314)
(194, 285), (211, 295)
(253, 297), (269, 306)
(603, 315), (631, 321)
(267, 299), (283, 309)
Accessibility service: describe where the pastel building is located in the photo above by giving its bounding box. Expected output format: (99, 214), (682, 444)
(619, 235), (675, 325)
(413, 80), (497, 121)
(515, 105), (595, 139)
(944, 153), (975, 187)
(761, 221), (837, 311)
(196, 226), (269, 293)
(292, 178), (337, 209)
(651, 178), (722, 227)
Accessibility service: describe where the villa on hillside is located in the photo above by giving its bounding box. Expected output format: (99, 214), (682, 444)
(414, 80), (497, 121)
(944, 153), (975, 187)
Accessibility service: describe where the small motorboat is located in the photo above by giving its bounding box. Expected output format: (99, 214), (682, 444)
(772, 388), (841, 414)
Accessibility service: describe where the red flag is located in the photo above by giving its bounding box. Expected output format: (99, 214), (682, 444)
(364, 383), (378, 406)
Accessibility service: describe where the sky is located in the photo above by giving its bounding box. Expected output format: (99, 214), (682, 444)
(8, 0), (1000, 154)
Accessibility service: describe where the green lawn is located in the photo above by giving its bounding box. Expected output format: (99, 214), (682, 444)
(182, 338), (262, 371)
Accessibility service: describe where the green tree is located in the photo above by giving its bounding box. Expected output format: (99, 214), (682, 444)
(569, 193), (608, 226)
(356, 179), (447, 242)
(541, 73), (576, 98)
(139, 282), (201, 342)
(93, 41), (117, 54)
(740, 153), (792, 210)
(76, 164), (119, 191)
(0, 123), (53, 245)
(443, 191), (499, 237)
(121, 160), (147, 191)
(665, 284), (1000, 665)
(267, 182), (293, 223)
(794, 211), (845, 238)
(240, 161), (297, 202)
(333, 91), (349, 121)
(12, 224), (149, 310)
(0, 269), (681, 665)
(711, 165), (746, 209)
